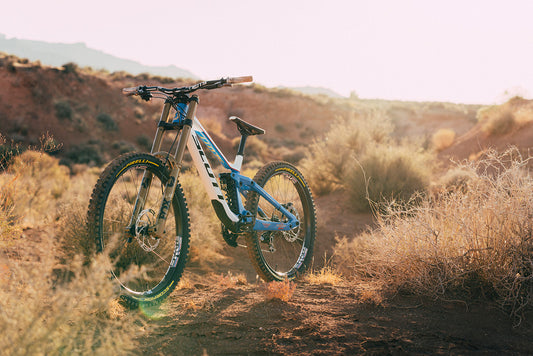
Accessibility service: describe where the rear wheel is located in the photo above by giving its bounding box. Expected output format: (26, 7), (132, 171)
(246, 162), (316, 281)
(87, 152), (190, 307)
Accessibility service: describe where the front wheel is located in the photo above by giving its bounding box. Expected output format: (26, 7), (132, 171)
(87, 152), (190, 307)
(245, 162), (316, 281)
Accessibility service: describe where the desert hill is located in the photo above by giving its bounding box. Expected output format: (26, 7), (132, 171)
(0, 53), (481, 169)
(440, 96), (533, 164)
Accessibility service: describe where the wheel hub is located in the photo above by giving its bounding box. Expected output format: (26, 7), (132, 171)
(282, 203), (300, 243)
(135, 209), (160, 252)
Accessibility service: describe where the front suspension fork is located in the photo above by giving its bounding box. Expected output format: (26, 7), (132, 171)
(127, 95), (198, 238)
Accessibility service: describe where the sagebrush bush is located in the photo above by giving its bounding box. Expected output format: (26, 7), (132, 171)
(0, 133), (23, 171)
(63, 143), (103, 166)
(348, 143), (433, 212)
(62, 61), (78, 74)
(335, 149), (533, 324)
(432, 128), (455, 151)
(2, 151), (71, 226)
(0, 153), (142, 355)
(97, 112), (118, 131)
(302, 111), (433, 211)
(136, 134), (152, 152)
(54, 100), (73, 121)
(477, 105), (515, 135)
(301, 112), (393, 195)
(0, 254), (144, 355)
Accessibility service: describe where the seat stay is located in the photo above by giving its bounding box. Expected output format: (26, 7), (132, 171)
(230, 173), (299, 231)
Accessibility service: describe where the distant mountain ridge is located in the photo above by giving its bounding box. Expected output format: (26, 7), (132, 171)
(0, 33), (198, 79)
(0, 34), (348, 98)
(281, 86), (345, 98)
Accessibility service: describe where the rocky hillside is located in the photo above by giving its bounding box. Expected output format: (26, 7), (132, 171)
(0, 53), (483, 171)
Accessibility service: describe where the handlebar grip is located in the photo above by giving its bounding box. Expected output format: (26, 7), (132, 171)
(227, 76), (253, 84)
(122, 87), (139, 96)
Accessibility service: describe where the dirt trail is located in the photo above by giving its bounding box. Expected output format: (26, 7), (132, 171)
(137, 274), (533, 355)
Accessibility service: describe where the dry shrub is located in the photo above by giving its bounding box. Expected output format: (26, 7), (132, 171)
(477, 105), (515, 136)
(0, 158), (143, 354)
(437, 166), (478, 192)
(0, 133), (23, 171)
(57, 203), (94, 265)
(179, 170), (226, 266)
(0, 254), (144, 355)
(357, 282), (384, 306)
(302, 112), (433, 211)
(349, 143), (433, 212)
(264, 280), (296, 302)
(301, 112), (393, 195)
(432, 128), (456, 151)
(305, 266), (343, 285)
(335, 148), (533, 323)
(2, 150), (70, 227)
(477, 97), (533, 136)
(0, 174), (20, 239)
(217, 272), (248, 288)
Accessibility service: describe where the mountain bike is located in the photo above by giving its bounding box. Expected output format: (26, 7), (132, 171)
(87, 76), (316, 307)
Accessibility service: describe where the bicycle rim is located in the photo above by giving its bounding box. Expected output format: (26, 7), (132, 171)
(101, 164), (178, 295)
(256, 171), (310, 277)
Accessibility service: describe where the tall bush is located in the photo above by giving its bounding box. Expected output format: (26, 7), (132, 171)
(335, 149), (533, 324)
(301, 112), (433, 211)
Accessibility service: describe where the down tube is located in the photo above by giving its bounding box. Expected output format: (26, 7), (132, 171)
(186, 130), (239, 224)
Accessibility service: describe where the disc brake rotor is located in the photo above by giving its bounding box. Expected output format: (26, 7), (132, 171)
(135, 208), (160, 252)
(282, 203), (301, 243)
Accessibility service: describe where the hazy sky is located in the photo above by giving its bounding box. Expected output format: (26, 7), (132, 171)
(1, 0), (532, 104)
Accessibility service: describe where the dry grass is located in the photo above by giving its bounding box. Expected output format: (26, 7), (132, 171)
(349, 142), (434, 212)
(217, 272), (248, 288)
(264, 280), (297, 302)
(1, 150), (71, 227)
(0, 149), (146, 355)
(305, 266), (343, 285)
(335, 148), (533, 324)
(179, 170), (226, 266)
(0, 173), (20, 239)
(479, 108), (515, 135)
(302, 112), (434, 211)
(432, 128), (456, 151)
(476, 97), (533, 136)
(301, 112), (393, 196)
(0, 253), (145, 355)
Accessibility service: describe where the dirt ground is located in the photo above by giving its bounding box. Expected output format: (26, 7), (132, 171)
(7, 200), (533, 355)
(137, 272), (533, 356)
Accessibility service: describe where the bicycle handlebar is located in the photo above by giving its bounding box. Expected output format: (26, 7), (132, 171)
(122, 87), (138, 96)
(227, 76), (253, 85)
(121, 76), (253, 98)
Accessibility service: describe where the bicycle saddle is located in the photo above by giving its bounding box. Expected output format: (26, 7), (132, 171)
(229, 116), (265, 136)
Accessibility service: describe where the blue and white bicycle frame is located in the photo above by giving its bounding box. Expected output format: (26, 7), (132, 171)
(130, 94), (299, 238)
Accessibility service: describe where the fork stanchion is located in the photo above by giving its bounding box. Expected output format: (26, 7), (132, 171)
(174, 95), (199, 166)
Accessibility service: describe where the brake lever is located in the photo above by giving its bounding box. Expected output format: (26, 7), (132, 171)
(138, 86), (153, 101)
